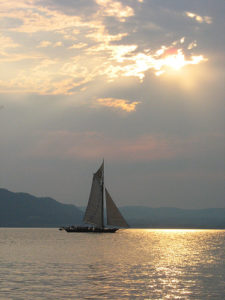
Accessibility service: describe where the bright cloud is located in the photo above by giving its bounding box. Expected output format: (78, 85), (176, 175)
(187, 41), (197, 50)
(0, 0), (209, 96)
(68, 43), (87, 49)
(0, 33), (19, 54)
(37, 41), (52, 48)
(107, 47), (207, 80)
(186, 12), (212, 24)
(53, 42), (62, 48)
(97, 98), (140, 112)
(96, 0), (134, 21)
(0, 3), (86, 34)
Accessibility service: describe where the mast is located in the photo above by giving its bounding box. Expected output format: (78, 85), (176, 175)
(102, 159), (104, 228)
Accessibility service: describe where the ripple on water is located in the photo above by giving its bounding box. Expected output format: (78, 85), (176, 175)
(0, 228), (224, 299)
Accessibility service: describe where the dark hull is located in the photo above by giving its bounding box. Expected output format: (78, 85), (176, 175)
(61, 226), (118, 233)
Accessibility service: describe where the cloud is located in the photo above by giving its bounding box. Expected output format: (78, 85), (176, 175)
(37, 40), (63, 48)
(0, 37), (207, 95)
(0, 2), (86, 34)
(187, 41), (197, 50)
(29, 131), (225, 174)
(185, 12), (212, 24)
(37, 41), (52, 48)
(97, 98), (140, 112)
(0, 0), (224, 209)
(106, 46), (207, 80)
(0, 0), (210, 96)
(180, 37), (185, 44)
(96, 0), (134, 21)
(53, 41), (62, 47)
(31, 130), (191, 161)
(68, 43), (87, 49)
(0, 33), (19, 55)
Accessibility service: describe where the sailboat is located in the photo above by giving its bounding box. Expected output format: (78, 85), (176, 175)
(62, 161), (129, 233)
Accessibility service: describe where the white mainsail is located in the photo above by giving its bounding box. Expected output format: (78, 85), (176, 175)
(105, 188), (129, 228)
(83, 162), (104, 227)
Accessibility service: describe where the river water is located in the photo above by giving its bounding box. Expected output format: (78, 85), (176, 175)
(0, 228), (224, 299)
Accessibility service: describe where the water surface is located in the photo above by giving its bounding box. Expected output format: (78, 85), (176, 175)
(0, 228), (224, 299)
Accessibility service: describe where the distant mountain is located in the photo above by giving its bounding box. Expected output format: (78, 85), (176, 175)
(0, 188), (224, 228)
(120, 206), (225, 229)
(0, 188), (83, 227)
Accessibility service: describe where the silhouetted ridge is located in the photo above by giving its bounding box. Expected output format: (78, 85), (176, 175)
(0, 188), (82, 227)
(120, 206), (225, 229)
(1, 188), (224, 228)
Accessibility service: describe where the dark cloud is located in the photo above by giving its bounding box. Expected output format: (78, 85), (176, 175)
(37, 0), (98, 16)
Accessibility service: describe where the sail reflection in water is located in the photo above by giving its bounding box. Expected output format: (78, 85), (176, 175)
(0, 228), (224, 299)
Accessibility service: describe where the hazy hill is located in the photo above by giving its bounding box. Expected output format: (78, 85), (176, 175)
(0, 188), (224, 228)
(120, 206), (225, 229)
(0, 188), (82, 227)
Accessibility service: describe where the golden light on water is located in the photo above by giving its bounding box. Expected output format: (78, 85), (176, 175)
(144, 229), (205, 233)
(115, 229), (225, 299)
(1, 229), (224, 299)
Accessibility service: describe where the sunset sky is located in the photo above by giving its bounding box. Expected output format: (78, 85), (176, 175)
(0, 0), (224, 208)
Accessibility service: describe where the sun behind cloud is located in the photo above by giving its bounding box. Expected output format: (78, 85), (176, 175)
(159, 48), (206, 72)
(0, 0), (209, 97)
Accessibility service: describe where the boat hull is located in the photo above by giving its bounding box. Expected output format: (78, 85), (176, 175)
(61, 226), (118, 233)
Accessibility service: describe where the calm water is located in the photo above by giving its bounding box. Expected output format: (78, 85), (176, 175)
(0, 229), (224, 299)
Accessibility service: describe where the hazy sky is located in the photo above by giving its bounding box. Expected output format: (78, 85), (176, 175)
(0, 0), (224, 208)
